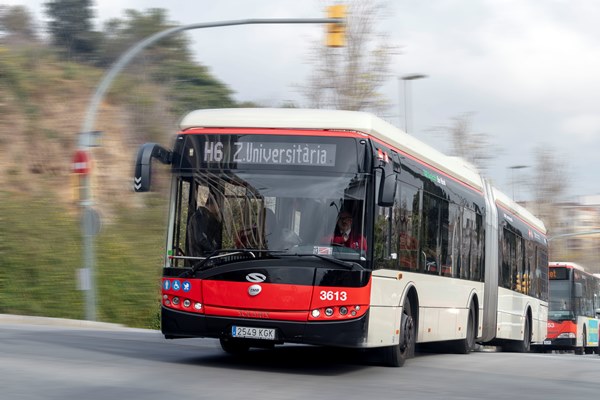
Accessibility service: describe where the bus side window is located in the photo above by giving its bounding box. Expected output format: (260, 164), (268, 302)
(500, 228), (514, 289)
(397, 184), (419, 271)
(421, 192), (441, 275)
(373, 206), (395, 269)
(443, 203), (460, 278)
(527, 241), (536, 297)
(461, 209), (473, 280)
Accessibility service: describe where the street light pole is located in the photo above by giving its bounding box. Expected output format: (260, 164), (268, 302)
(400, 73), (427, 134)
(78, 17), (345, 322)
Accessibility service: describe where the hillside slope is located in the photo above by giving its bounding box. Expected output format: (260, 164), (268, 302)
(0, 43), (188, 327)
(0, 43), (178, 220)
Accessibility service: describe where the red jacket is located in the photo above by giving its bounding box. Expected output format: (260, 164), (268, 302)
(327, 231), (367, 252)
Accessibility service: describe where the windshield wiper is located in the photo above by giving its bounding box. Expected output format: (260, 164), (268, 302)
(181, 248), (289, 277)
(312, 254), (363, 270)
(271, 252), (363, 271)
(179, 249), (261, 277)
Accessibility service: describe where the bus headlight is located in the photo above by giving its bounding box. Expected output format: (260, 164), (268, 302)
(557, 332), (576, 339)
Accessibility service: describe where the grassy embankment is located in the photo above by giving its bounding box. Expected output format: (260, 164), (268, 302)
(0, 43), (174, 329)
(0, 190), (168, 329)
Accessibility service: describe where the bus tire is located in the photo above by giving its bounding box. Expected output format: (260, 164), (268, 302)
(220, 337), (250, 355)
(453, 303), (476, 354)
(383, 297), (415, 367)
(522, 317), (532, 352)
(503, 316), (531, 353)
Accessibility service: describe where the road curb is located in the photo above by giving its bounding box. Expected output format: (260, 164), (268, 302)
(0, 314), (125, 330)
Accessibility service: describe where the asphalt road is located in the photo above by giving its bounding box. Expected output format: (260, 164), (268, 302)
(1, 315), (598, 400)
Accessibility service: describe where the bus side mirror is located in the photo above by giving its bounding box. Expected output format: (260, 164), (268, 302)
(377, 165), (397, 207)
(134, 143), (172, 192)
(574, 282), (583, 298)
(596, 308), (600, 318)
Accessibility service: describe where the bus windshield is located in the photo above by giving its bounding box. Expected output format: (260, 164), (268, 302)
(172, 170), (369, 266)
(548, 280), (574, 321)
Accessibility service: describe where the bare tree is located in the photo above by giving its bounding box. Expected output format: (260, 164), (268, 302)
(528, 144), (570, 262)
(432, 112), (499, 174)
(301, 0), (397, 113)
(530, 144), (568, 233)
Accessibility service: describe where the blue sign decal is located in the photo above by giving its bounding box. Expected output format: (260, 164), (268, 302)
(163, 280), (170, 291)
(589, 318), (599, 345)
(182, 281), (191, 292)
(172, 280), (181, 291)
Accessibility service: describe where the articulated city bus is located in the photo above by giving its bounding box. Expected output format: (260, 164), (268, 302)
(134, 108), (548, 367)
(534, 262), (600, 354)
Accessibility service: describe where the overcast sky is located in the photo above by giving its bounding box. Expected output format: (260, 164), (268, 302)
(7, 0), (600, 201)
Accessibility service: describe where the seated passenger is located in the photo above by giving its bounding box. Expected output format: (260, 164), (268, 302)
(187, 195), (222, 257)
(264, 208), (282, 249)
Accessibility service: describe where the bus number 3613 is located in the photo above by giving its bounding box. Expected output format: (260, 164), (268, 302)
(320, 290), (347, 301)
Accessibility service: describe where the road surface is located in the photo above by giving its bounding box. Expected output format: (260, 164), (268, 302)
(0, 315), (597, 400)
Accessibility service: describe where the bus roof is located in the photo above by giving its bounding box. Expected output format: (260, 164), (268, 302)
(549, 262), (586, 271)
(493, 188), (546, 234)
(179, 108), (545, 233)
(180, 108), (483, 191)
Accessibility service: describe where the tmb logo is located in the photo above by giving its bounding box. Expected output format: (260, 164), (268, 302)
(248, 284), (262, 296)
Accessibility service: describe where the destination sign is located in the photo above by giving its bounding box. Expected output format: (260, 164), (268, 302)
(203, 141), (337, 167)
(549, 267), (568, 280)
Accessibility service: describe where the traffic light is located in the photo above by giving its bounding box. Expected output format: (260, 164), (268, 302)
(326, 4), (346, 47)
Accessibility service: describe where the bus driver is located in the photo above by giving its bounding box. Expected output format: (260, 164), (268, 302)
(327, 210), (367, 252)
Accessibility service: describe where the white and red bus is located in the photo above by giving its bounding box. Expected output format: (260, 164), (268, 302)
(135, 108), (548, 367)
(534, 262), (600, 354)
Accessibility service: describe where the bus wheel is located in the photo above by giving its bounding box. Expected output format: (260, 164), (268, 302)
(453, 303), (476, 354)
(220, 337), (250, 355)
(503, 317), (531, 352)
(523, 317), (531, 352)
(383, 297), (415, 367)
